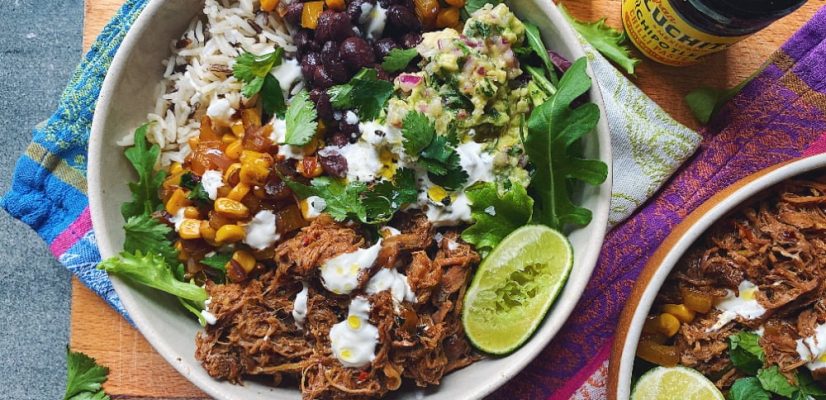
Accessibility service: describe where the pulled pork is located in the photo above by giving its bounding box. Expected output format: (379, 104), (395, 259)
(655, 177), (826, 389)
(195, 213), (481, 399)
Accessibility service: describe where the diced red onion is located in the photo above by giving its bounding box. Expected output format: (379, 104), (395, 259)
(398, 74), (422, 91)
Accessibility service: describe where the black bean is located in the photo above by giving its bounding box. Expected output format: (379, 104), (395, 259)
(373, 38), (399, 60)
(315, 10), (353, 43)
(301, 51), (322, 78)
(321, 41), (342, 66)
(400, 32), (423, 49)
(340, 37), (375, 70)
(386, 5), (420, 34)
(294, 29), (320, 54)
(346, 0), (375, 23)
(326, 131), (350, 147)
(310, 88), (334, 120)
(312, 65), (335, 88)
(284, 2), (304, 26)
(326, 61), (351, 84)
(319, 151), (349, 178)
(338, 119), (360, 137)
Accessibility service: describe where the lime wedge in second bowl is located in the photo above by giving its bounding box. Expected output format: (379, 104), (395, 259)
(631, 366), (724, 400)
(462, 225), (573, 355)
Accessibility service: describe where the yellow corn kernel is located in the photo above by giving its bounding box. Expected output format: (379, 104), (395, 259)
(188, 136), (200, 150)
(183, 206), (200, 219)
(224, 163), (242, 183)
(221, 134), (236, 144)
(428, 185), (448, 203)
(162, 170), (184, 190)
(239, 150), (273, 184)
(178, 219), (202, 240)
(230, 121), (245, 137)
(656, 313), (681, 337)
(260, 0), (278, 12)
(225, 140), (243, 160)
(379, 149), (397, 180)
(215, 224), (246, 244)
(165, 188), (190, 214)
(170, 162), (184, 175)
(232, 250), (257, 273)
(214, 197), (249, 218)
(175, 241), (188, 261)
(227, 182), (251, 201)
(200, 221), (216, 242)
(662, 304), (696, 323)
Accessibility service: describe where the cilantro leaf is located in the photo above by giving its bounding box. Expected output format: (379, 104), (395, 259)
(526, 57), (608, 230)
(461, 182), (533, 257)
(328, 68), (395, 120)
(758, 366), (798, 398)
(729, 331), (764, 374)
(121, 124), (166, 221)
(98, 251), (208, 305)
(381, 48), (419, 72)
(187, 183), (210, 204)
(179, 172), (198, 190)
(363, 168), (419, 223)
(402, 111), (435, 155)
(523, 22), (558, 86)
(558, 5), (640, 75)
(65, 348), (109, 400)
(201, 252), (230, 283)
(262, 74), (287, 117)
(796, 371), (826, 400)
(463, 0), (502, 16)
(285, 177), (368, 222)
(284, 89), (317, 146)
(730, 377), (771, 400)
(233, 49), (284, 98)
(122, 214), (178, 268)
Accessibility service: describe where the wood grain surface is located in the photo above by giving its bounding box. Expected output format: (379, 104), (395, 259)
(72, 1), (823, 398)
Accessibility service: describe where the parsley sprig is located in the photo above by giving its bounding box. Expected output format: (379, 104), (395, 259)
(401, 111), (468, 190)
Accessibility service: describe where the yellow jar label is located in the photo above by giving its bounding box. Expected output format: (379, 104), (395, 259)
(622, 0), (749, 66)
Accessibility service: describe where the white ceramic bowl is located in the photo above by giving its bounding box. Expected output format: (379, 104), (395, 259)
(609, 154), (826, 400)
(88, 1), (613, 398)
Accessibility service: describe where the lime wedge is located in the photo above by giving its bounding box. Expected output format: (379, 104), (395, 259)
(631, 366), (724, 400)
(462, 225), (573, 354)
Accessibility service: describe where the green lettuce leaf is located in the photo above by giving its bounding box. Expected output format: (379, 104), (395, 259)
(558, 4), (640, 75)
(461, 182), (533, 257)
(98, 251), (208, 305)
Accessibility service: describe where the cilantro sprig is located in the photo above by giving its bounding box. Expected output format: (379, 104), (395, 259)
(381, 48), (419, 73)
(401, 111), (468, 190)
(65, 348), (110, 400)
(362, 168), (419, 223)
(525, 57), (608, 230)
(283, 89), (318, 146)
(328, 68), (395, 120)
(232, 49), (287, 116)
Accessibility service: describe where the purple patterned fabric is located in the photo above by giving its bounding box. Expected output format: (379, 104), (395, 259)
(490, 5), (826, 399)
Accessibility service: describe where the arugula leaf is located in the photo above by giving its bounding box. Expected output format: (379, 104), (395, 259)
(729, 331), (764, 374)
(758, 366), (798, 398)
(262, 74), (287, 117)
(463, 0), (502, 16)
(233, 49), (284, 98)
(284, 89), (318, 146)
(381, 48), (419, 72)
(122, 214), (178, 268)
(98, 251), (208, 305)
(558, 4), (640, 75)
(525, 57), (608, 229)
(363, 168), (419, 223)
(328, 68), (395, 120)
(731, 377), (771, 400)
(685, 76), (752, 124)
(525, 64), (557, 96)
(121, 124), (166, 221)
(461, 182), (533, 257)
(65, 348), (109, 400)
(285, 177), (368, 222)
(402, 111), (435, 155)
(523, 22), (558, 86)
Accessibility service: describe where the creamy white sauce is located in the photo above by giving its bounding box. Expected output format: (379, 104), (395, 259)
(425, 192), (472, 227)
(170, 208), (186, 232)
(206, 97), (235, 126)
(707, 280), (766, 332)
(320, 241), (382, 295)
(345, 111), (359, 125)
(329, 297), (379, 368)
(201, 297), (217, 325)
(484, 206), (496, 216)
(796, 323), (826, 371)
(364, 3), (387, 40)
(270, 118), (304, 160)
(243, 210), (279, 250)
(359, 120), (403, 147)
(200, 170), (224, 200)
(456, 141), (496, 184)
(358, 2), (374, 24)
(292, 283), (309, 330)
(366, 268), (416, 307)
(271, 58), (303, 93)
(302, 196), (327, 220)
(324, 141), (383, 182)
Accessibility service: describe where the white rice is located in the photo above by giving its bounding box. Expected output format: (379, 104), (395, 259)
(118, 0), (296, 166)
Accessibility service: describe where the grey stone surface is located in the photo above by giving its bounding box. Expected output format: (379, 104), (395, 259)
(0, 0), (84, 399)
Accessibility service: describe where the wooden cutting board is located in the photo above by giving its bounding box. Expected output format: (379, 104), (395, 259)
(72, 1), (822, 398)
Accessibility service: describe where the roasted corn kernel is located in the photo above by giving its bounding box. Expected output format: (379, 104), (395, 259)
(656, 313), (681, 337)
(200, 221), (216, 242)
(227, 182), (251, 201)
(175, 241), (188, 261)
(183, 206), (200, 219)
(225, 140), (243, 160)
(165, 188), (190, 214)
(239, 150), (273, 184)
(215, 224), (246, 243)
(232, 250), (257, 273)
(170, 162), (184, 175)
(221, 134), (236, 145)
(260, 0), (278, 12)
(214, 197), (249, 218)
(662, 304), (696, 323)
(224, 163), (242, 185)
(230, 121), (245, 137)
(179, 219), (202, 240)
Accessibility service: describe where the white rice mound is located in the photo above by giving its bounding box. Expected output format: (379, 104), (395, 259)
(118, 0), (296, 166)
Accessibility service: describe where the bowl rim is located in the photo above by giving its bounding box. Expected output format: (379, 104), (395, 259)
(607, 153), (826, 400)
(88, 0), (613, 398)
